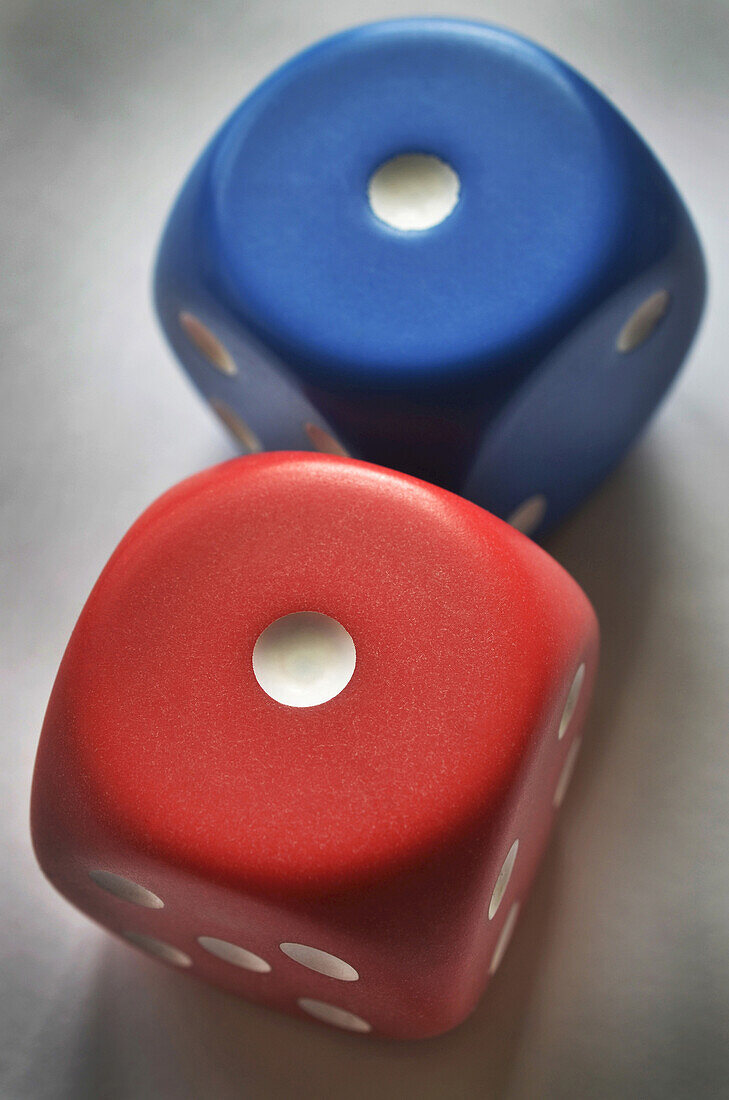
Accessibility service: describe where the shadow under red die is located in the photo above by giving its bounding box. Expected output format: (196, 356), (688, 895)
(31, 453), (598, 1039)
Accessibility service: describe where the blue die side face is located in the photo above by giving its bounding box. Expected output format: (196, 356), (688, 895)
(154, 18), (706, 535)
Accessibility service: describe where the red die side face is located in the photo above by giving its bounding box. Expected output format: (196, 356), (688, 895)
(31, 453), (598, 1039)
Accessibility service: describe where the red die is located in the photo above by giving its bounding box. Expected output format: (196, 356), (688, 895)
(31, 453), (598, 1039)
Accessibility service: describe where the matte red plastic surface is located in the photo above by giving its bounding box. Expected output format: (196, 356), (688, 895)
(31, 453), (598, 1039)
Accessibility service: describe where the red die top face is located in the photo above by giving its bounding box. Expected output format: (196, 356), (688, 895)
(34, 453), (595, 899)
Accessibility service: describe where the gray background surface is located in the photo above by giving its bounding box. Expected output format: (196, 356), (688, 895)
(2, 1), (728, 1097)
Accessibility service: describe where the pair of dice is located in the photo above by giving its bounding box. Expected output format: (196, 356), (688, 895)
(32, 19), (705, 1040)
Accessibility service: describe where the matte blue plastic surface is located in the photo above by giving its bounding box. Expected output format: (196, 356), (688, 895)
(154, 18), (706, 534)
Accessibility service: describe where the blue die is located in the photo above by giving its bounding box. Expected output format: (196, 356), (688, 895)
(154, 18), (705, 537)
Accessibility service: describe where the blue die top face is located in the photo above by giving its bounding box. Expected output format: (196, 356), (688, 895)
(204, 19), (662, 394)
